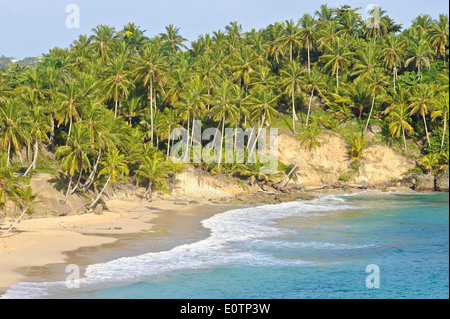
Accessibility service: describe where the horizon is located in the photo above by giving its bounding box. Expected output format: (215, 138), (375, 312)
(0, 0), (449, 59)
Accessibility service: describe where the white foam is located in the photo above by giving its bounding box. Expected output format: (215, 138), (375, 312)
(1, 194), (358, 299)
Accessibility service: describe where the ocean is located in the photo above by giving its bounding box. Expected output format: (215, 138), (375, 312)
(1, 191), (448, 299)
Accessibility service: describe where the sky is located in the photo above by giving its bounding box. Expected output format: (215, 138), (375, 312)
(0, 0), (448, 59)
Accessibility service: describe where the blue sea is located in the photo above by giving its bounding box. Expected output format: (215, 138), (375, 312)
(2, 192), (448, 299)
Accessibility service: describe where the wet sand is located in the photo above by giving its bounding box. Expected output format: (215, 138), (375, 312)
(0, 198), (235, 296)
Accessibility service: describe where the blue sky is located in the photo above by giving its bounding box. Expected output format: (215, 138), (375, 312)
(0, 0), (448, 59)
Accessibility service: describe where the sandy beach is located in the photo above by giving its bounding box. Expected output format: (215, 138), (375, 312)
(0, 197), (228, 294)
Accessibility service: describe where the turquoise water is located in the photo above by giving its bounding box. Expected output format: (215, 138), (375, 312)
(2, 192), (449, 299)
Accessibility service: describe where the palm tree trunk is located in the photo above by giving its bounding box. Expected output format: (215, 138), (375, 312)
(422, 110), (431, 147)
(183, 115), (190, 161)
(307, 41), (311, 73)
(24, 139), (39, 176)
(149, 77), (154, 145)
(364, 93), (376, 136)
(441, 110), (447, 150)
(63, 175), (73, 204)
(306, 88), (314, 128)
(70, 169), (83, 195)
(85, 149), (102, 190)
(6, 140), (11, 167)
(336, 63), (339, 91)
(290, 43), (293, 62)
(218, 116), (225, 168)
(0, 206), (29, 237)
(68, 116), (73, 137)
(292, 90), (297, 133)
(402, 122), (408, 154)
(88, 174), (112, 209)
(393, 65), (397, 93)
(278, 149), (307, 188)
(114, 97), (118, 119)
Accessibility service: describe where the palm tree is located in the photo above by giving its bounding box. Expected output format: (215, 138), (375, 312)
(134, 45), (169, 143)
(303, 68), (326, 127)
(136, 151), (167, 201)
(280, 19), (302, 62)
(409, 84), (436, 147)
(319, 37), (353, 91)
(386, 102), (414, 153)
(54, 81), (82, 138)
(380, 33), (406, 93)
(279, 61), (305, 133)
(208, 81), (240, 168)
(0, 99), (30, 166)
(429, 14), (449, 63)
(299, 13), (317, 73)
(89, 25), (117, 61)
(55, 124), (92, 203)
(159, 25), (188, 54)
(88, 147), (129, 209)
(23, 105), (52, 175)
(405, 39), (433, 80)
(365, 73), (389, 136)
(104, 53), (135, 118)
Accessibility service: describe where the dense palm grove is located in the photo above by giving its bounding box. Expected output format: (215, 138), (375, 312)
(0, 4), (449, 215)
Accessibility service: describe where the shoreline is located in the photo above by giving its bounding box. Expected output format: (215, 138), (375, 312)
(0, 186), (435, 297)
(0, 196), (231, 294)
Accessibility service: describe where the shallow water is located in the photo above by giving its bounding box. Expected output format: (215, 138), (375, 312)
(2, 192), (448, 299)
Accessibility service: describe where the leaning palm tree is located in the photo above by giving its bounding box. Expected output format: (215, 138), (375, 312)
(431, 91), (449, 150)
(363, 71), (389, 136)
(303, 68), (326, 127)
(88, 147), (129, 209)
(55, 124), (92, 203)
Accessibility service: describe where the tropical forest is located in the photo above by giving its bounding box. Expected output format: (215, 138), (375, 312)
(0, 4), (449, 218)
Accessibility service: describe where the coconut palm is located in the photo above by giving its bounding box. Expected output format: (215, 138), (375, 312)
(88, 147), (129, 209)
(299, 13), (317, 73)
(103, 53), (135, 118)
(159, 25), (188, 54)
(380, 33), (407, 93)
(136, 151), (167, 201)
(429, 14), (449, 63)
(386, 102), (414, 153)
(280, 19), (302, 62)
(55, 124), (92, 203)
(405, 39), (433, 80)
(279, 61), (306, 133)
(409, 84), (436, 147)
(319, 37), (353, 91)
(208, 81), (240, 168)
(0, 98), (30, 166)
